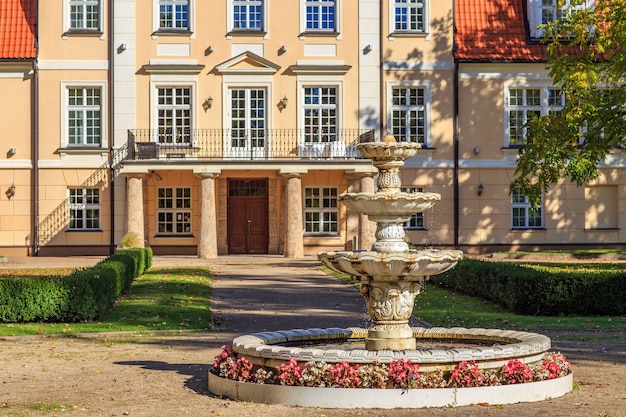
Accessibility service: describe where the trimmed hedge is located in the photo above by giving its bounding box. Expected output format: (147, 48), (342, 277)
(435, 258), (626, 316)
(0, 247), (153, 323)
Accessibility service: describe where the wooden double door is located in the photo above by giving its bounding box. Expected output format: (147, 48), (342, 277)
(227, 179), (269, 254)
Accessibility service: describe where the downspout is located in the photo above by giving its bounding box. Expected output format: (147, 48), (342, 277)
(452, 4), (460, 249)
(379, 0), (385, 137)
(32, 1), (39, 256)
(108, 0), (115, 254)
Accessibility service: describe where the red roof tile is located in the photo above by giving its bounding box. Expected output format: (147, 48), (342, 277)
(0, 0), (36, 59)
(455, 0), (546, 62)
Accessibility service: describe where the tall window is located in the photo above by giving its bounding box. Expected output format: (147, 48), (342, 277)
(68, 188), (100, 230)
(232, 0), (264, 31)
(68, 0), (100, 30)
(158, 0), (190, 30)
(68, 87), (102, 146)
(305, 0), (336, 31)
(394, 0), (426, 32)
(391, 86), (426, 144)
(157, 187), (192, 234)
(511, 189), (543, 229)
(304, 87), (337, 143)
(404, 187), (425, 229)
(157, 87), (191, 144)
(304, 187), (338, 233)
(506, 86), (564, 146)
(230, 88), (266, 148)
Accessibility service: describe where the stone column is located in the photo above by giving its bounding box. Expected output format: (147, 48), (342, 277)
(359, 173), (377, 251)
(283, 173), (304, 258)
(126, 174), (146, 247)
(196, 173), (219, 258)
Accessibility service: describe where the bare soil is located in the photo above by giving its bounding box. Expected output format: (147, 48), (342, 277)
(1, 255), (625, 416)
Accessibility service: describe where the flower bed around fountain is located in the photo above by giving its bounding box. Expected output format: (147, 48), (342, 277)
(208, 327), (573, 408)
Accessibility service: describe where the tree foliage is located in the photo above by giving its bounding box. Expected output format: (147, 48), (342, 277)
(512, 0), (626, 204)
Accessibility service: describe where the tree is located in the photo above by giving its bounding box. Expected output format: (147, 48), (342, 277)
(511, 0), (626, 204)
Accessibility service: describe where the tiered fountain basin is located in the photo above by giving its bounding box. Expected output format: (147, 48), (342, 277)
(208, 327), (573, 408)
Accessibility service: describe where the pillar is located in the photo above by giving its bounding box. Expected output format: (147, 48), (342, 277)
(359, 173), (377, 251)
(283, 173), (304, 258)
(125, 174), (145, 247)
(196, 173), (219, 258)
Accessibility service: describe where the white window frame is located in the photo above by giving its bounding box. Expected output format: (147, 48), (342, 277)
(504, 83), (564, 147)
(511, 188), (543, 229)
(301, 0), (340, 34)
(404, 187), (425, 229)
(390, 0), (428, 35)
(528, 0), (593, 38)
(150, 77), (197, 144)
(387, 81), (432, 146)
(156, 187), (192, 235)
(228, 0), (268, 34)
(61, 82), (107, 148)
(302, 86), (339, 143)
(297, 75), (344, 142)
(63, 0), (103, 33)
(68, 188), (101, 231)
(153, 0), (194, 35)
(304, 186), (339, 234)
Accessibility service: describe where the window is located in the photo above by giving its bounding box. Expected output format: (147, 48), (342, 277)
(68, 188), (100, 230)
(304, 187), (338, 233)
(232, 0), (264, 31)
(303, 87), (337, 143)
(158, 0), (190, 31)
(528, 0), (593, 38)
(305, 0), (336, 32)
(404, 187), (425, 229)
(67, 0), (101, 31)
(67, 87), (102, 146)
(393, 0), (426, 33)
(505, 86), (564, 146)
(391, 86), (426, 144)
(157, 87), (191, 144)
(157, 187), (192, 234)
(511, 189), (543, 229)
(230, 88), (266, 149)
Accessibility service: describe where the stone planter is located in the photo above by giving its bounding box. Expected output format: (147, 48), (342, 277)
(208, 372), (573, 409)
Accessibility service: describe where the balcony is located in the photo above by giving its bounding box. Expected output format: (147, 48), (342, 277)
(126, 129), (375, 161)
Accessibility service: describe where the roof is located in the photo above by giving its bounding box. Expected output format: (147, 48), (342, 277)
(0, 0), (37, 59)
(454, 0), (546, 62)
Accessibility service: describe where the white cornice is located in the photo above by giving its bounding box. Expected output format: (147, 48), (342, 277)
(383, 61), (454, 71)
(38, 60), (109, 70)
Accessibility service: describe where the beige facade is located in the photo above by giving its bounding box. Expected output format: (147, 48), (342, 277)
(2, 0), (626, 257)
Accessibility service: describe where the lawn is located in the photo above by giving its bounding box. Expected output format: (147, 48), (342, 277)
(0, 267), (212, 336)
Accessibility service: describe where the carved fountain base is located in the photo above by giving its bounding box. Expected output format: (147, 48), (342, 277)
(359, 280), (422, 350)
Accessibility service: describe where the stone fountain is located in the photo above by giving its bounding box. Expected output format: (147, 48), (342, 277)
(208, 137), (572, 409)
(317, 137), (463, 351)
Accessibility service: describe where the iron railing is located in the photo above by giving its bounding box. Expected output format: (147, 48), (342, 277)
(126, 128), (375, 161)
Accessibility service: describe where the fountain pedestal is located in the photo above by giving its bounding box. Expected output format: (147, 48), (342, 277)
(360, 280), (421, 350)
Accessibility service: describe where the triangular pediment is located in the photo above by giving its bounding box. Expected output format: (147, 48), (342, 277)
(214, 51), (280, 75)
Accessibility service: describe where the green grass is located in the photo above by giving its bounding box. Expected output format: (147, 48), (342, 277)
(0, 267), (212, 336)
(414, 282), (626, 331)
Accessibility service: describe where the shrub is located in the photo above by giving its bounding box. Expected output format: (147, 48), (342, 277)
(0, 247), (152, 323)
(436, 258), (626, 315)
(119, 232), (143, 249)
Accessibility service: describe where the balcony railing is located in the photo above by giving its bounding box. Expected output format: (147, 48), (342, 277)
(126, 129), (375, 161)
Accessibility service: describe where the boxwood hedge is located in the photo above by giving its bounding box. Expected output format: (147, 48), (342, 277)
(0, 247), (152, 323)
(435, 258), (626, 316)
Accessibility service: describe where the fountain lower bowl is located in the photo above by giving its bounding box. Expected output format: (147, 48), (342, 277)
(318, 249), (464, 279)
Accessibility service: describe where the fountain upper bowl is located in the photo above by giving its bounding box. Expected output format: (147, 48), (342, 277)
(357, 141), (421, 160)
(318, 249), (464, 281)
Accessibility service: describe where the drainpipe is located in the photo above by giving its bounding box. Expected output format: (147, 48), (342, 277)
(32, 1), (39, 256)
(108, 0), (115, 254)
(453, 61), (459, 249)
(379, 0), (384, 138)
